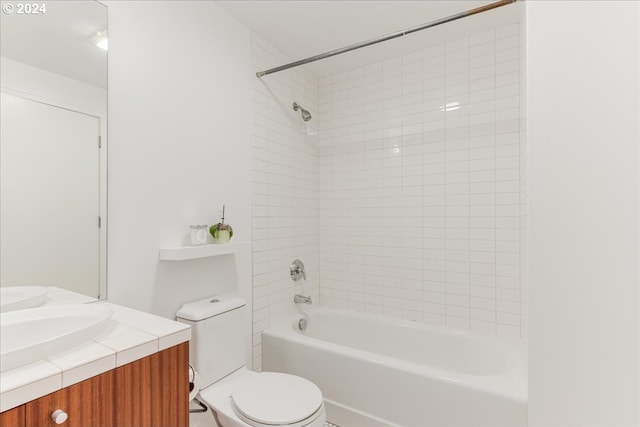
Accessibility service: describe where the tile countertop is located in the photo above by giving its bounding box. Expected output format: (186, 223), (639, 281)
(0, 287), (191, 412)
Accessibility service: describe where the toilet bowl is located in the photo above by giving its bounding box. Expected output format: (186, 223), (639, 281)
(177, 295), (326, 427)
(199, 368), (325, 427)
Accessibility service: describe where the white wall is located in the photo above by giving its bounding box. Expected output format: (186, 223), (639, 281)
(318, 22), (527, 337)
(250, 34), (319, 371)
(1, 57), (106, 116)
(106, 1), (252, 320)
(528, 1), (640, 425)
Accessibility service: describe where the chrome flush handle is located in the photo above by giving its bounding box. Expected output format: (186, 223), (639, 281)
(290, 259), (306, 281)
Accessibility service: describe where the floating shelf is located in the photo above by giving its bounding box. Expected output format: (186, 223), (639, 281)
(159, 241), (250, 261)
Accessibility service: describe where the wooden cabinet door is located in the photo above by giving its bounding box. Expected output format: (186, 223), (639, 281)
(114, 342), (189, 427)
(3, 342), (188, 427)
(0, 405), (25, 427)
(24, 370), (114, 427)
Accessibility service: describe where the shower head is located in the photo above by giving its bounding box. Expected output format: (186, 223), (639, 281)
(293, 102), (312, 122)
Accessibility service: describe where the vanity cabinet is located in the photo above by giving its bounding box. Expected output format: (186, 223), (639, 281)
(114, 341), (189, 427)
(0, 405), (24, 427)
(0, 342), (188, 427)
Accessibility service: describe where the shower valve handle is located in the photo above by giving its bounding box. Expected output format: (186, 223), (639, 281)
(290, 259), (306, 281)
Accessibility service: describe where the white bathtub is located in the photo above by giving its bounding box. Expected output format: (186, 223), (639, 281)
(262, 307), (527, 427)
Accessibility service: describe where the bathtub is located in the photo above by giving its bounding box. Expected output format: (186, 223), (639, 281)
(262, 307), (527, 427)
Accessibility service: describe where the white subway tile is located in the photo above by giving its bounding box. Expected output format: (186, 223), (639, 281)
(446, 83), (470, 98)
(365, 62), (383, 74)
(496, 35), (519, 51)
(496, 47), (520, 63)
(496, 132), (519, 146)
(446, 70), (470, 86)
(446, 59), (470, 75)
(496, 216), (520, 229)
(423, 44), (445, 58)
(445, 49), (469, 65)
(254, 25), (525, 338)
(496, 84), (519, 99)
(469, 88), (495, 104)
(470, 29), (495, 46)
(497, 299), (520, 314)
(496, 180), (520, 193)
(446, 37), (469, 52)
(470, 65), (496, 81)
(470, 307), (496, 322)
(496, 193), (519, 205)
(470, 294), (496, 309)
(496, 205), (520, 217)
(496, 24), (519, 39)
(470, 42), (494, 58)
(470, 77), (495, 92)
(470, 279), (497, 294)
(496, 240), (519, 254)
(496, 72), (519, 88)
(497, 287), (520, 302)
(423, 65), (446, 80)
(470, 251), (496, 264)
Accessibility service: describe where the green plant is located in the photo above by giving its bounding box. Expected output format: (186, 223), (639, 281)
(209, 204), (233, 240)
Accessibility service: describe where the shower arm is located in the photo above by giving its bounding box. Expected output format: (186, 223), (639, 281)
(293, 102), (312, 121)
(256, 0), (516, 78)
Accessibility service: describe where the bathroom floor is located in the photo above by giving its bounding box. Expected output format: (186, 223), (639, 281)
(190, 407), (341, 427)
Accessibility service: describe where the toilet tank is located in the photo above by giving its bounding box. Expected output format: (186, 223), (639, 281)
(176, 295), (246, 388)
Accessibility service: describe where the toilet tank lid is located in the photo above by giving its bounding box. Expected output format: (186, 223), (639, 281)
(176, 295), (246, 321)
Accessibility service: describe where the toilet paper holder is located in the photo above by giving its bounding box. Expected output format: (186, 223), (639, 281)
(189, 365), (208, 414)
(190, 398), (208, 414)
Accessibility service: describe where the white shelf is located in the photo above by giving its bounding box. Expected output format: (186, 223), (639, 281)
(159, 241), (250, 261)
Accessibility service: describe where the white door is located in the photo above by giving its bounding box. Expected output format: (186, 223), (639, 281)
(1, 92), (100, 297)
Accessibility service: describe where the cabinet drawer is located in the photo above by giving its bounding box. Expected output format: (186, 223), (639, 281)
(25, 370), (114, 427)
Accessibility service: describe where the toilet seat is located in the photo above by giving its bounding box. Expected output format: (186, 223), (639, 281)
(230, 372), (323, 427)
(198, 368), (325, 427)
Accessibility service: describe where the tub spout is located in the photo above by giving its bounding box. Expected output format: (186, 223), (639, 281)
(294, 294), (312, 305)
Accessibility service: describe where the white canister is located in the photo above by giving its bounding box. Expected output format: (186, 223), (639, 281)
(189, 225), (208, 245)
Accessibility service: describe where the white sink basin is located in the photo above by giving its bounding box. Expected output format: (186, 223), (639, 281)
(0, 286), (49, 312)
(0, 304), (114, 372)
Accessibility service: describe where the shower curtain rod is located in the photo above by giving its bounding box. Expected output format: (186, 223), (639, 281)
(256, 0), (516, 78)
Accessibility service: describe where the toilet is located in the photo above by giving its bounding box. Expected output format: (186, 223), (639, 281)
(177, 295), (326, 427)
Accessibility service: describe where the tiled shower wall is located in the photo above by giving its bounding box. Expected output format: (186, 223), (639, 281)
(317, 24), (528, 337)
(250, 33), (319, 370)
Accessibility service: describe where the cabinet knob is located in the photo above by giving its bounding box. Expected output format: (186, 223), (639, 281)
(51, 409), (68, 424)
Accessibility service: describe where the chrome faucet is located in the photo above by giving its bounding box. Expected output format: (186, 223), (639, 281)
(294, 294), (312, 305)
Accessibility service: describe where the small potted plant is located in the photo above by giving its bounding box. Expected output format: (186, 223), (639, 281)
(209, 205), (233, 244)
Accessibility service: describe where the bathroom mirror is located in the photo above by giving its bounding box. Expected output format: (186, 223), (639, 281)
(0, 0), (108, 299)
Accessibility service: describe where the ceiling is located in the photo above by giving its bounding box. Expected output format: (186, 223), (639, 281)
(216, 0), (523, 78)
(0, 0), (107, 89)
(0, 1), (521, 88)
